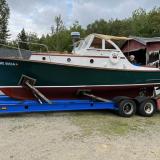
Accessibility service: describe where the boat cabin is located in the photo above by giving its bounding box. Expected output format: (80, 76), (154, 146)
(30, 34), (158, 71)
(73, 34), (123, 56)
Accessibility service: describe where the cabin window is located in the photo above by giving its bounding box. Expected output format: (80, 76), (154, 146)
(90, 37), (102, 49)
(42, 57), (46, 60)
(90, 59), (94, 64)
(105, 41), (116, 50)
(67, 58), (71, 62)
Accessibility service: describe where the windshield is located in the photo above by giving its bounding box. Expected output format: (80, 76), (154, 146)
(73, 40), (84, 51)
(81, 36), (91, 49)
(77, 40), (84, 49)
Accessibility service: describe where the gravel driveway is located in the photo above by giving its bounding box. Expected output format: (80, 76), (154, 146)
(0, 111), (160, 160)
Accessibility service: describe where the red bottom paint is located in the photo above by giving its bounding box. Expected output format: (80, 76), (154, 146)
(1, 85), (154, 100)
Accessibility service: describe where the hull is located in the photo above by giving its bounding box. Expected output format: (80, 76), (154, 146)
(0, 58), (159, 100)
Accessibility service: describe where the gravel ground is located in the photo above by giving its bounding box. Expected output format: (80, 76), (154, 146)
(0, 111), (160, 160)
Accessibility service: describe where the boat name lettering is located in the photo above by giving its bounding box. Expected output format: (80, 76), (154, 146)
(0, 62), (18, 66)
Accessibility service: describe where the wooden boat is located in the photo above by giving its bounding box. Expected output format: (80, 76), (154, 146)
(0, 34), (160, 100)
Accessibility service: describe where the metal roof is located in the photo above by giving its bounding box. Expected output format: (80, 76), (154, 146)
(129, 36), (160, 45)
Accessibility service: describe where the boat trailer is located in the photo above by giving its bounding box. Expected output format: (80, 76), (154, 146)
(0, 75), (159, 117)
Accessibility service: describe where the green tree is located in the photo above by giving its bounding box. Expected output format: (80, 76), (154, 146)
(70, 21), (86, 37)
(0, 0), (10, 42)
(87, 19), (108, 35)
(130, 7), (160, 37)
(131, 8), (148, 36)
(53, 15), (66, 51)
(38, 7), (160, 53)
(26, 32), (44, 52)
(147, 7), (160, 37)
(17, 28), (29, 50)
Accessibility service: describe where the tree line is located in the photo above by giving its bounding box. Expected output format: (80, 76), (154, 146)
(0, 0), (160, 52)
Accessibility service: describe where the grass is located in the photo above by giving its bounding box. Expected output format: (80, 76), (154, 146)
(69, 110), (160, 136)
(2, 110), (160, 138)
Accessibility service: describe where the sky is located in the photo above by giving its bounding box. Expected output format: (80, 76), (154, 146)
(7, 0), (160, 39)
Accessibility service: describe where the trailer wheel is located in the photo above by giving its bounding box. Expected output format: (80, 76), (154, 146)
(138, 99), (156, 117)
(118, 99), (136, 117)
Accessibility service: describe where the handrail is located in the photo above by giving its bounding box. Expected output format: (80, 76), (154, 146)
(16, 40), (49, 53)
(148, 60), (160, 68)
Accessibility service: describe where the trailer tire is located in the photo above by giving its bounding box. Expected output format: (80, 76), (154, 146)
(138, 99), (156, 117)
(118, 99), (136, 117)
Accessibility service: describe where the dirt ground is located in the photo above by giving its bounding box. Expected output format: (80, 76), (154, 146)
(0, 111), (160, 160)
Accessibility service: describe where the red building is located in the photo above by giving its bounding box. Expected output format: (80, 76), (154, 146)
(121, 37), (160, 66)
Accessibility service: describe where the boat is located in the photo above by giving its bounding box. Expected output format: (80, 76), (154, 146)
(0, 33), (160, 100)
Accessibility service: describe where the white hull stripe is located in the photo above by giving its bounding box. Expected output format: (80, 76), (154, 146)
(0, 83), (160, 88)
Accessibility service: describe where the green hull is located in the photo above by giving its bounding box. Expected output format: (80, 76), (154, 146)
(0, 58), (160, 86)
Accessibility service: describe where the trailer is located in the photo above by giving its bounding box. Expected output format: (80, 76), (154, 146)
(0, 94), (159, 117)
(0, 95), (118, 114)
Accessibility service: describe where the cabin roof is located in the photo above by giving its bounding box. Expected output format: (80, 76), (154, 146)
(92, 33), (131, 40)
(93, 34), (160, 45)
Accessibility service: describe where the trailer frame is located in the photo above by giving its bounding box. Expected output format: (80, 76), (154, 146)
(0, 95), (118, 114)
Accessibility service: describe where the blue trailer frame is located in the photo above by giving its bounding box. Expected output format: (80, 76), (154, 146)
(0, 95), (118, 114)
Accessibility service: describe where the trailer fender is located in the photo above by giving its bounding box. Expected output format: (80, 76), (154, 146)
(134, 96), (157, 108)
(112, 96), (130, 104)
(134, 96), (148, 104)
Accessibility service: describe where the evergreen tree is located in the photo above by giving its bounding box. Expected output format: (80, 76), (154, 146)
(0, 0), (10, 42)
(17, 28), (29, 50)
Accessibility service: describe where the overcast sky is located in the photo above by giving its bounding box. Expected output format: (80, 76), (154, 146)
(7, 0), (160, 39)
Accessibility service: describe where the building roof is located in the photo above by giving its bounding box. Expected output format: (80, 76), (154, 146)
(129, 36), (160, 45)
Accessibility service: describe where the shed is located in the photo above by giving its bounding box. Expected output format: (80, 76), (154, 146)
(121, 37), (160, 66)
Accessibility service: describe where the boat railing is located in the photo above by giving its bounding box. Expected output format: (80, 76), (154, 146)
(148, 60), (160, 68)
(0, 39), (49, 59)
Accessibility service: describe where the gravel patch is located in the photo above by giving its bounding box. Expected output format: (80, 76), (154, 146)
(0, 111), (160, 160)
